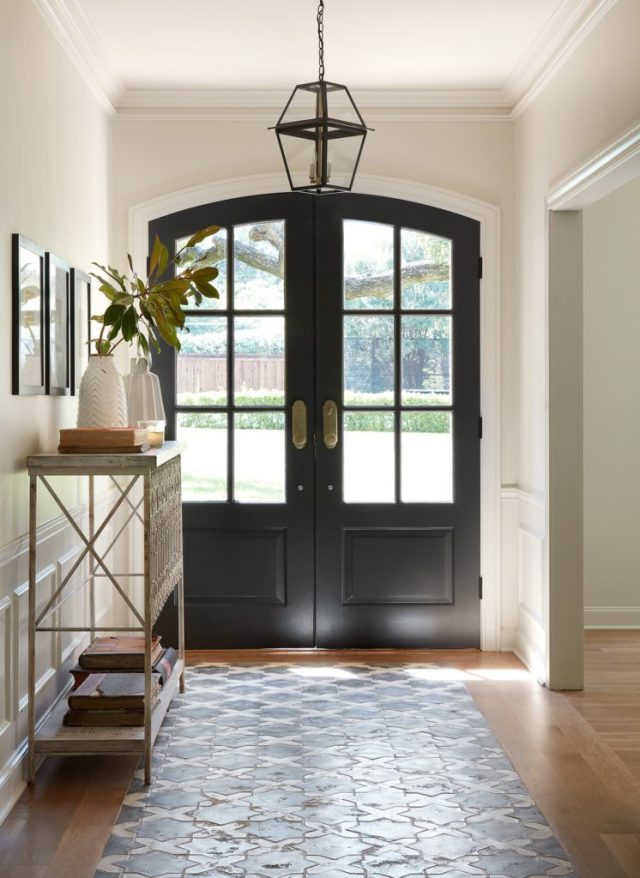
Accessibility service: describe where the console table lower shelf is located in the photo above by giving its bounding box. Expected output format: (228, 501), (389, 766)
(35, 659), (184, 756)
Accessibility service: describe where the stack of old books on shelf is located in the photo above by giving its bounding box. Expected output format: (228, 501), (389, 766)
(63, 635), (178, 727)
(58, 427), (150, 454)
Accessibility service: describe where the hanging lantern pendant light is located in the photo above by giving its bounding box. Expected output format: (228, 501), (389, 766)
(271, 0), (373, 194)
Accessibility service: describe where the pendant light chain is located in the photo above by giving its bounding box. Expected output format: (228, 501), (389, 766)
(317, 0), (325, 81)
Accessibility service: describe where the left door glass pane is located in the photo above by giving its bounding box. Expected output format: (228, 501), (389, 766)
(234, 316), (285, 406)
(177, 316), (227, 406)
(177, 412), (227, 502)
(235, 412), (286, 503)
(175, 229), (227, 310)
(234, 221), (285, 310)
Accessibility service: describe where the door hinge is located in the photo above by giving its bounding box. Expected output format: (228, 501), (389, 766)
(479, 576), (483, 600)
(478, 256), (483, 280)
(478, 416), (483, 439)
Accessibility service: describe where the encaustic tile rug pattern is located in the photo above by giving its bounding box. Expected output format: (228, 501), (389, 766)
(95, 664), (577, 878)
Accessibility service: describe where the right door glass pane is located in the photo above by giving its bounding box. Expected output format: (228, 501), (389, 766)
(234, 412), (286, 503)
(177, 412), (227, 502)
(177, 315), (227, 406)
(401, 412), (453, 503)
(234, 221), (285, 310)
(343, 315), (394, 406)
(234, 316), (285, 406)
(401, 316), (452, 405)
(401, 229), (451, 310)
(176, 229), (228, 310)
(343, 220), (394, 310)
(343, 412), (395, 503)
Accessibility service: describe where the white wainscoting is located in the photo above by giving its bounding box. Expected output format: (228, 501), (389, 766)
(0, 492), (119, 826)
(501, 487), (547, 680)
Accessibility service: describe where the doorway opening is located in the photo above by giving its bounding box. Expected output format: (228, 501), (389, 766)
(149, 192), (482, 649)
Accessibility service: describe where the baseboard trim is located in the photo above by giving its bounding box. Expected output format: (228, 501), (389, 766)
(585, 606), (640, 629)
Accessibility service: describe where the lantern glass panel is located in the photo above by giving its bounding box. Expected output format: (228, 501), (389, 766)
(325, 84), (362, 126)
(325, 128), (366, 190)
(277, 130), (324, 189)
(279, 84), (323, 126)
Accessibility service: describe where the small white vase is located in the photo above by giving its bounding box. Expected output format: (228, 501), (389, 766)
(123, 357), (166, 426)
(77, 355), (128, 427)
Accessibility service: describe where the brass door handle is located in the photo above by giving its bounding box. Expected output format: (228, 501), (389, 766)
(323, 400), (338, 449)
(292, 400), (307, 450)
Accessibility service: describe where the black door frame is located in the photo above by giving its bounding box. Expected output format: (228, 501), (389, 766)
(149, 193), (480, 648)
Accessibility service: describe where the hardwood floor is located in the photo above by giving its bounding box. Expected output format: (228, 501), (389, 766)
(1, 633), (640, 877)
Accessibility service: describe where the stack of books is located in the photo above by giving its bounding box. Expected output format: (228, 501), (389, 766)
(58, 427), (150, 454)
(64, 635), (178, 727)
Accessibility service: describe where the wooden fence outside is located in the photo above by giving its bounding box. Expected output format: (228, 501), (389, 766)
(177, 355), (285, 394)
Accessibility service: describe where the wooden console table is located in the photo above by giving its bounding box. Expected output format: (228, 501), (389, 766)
(26, 442), (185, 785)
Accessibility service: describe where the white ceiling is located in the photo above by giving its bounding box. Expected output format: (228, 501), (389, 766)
(80, 0), (566, 90)
(36, 0), (611, 115)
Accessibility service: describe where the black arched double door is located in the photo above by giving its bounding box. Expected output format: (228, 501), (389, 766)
(152, 193), (480, 648)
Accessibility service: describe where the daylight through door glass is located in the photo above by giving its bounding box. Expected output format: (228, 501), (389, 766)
(342, 221), (454, 504)
(174, 220), (286, 503)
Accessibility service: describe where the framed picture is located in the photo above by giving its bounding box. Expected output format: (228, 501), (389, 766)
(70, 268), (92, 393)
(45, 253), (72, 396)
(12, 234), (46, 395)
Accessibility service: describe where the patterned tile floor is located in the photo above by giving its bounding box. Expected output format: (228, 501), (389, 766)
(95, 664), (578, 878)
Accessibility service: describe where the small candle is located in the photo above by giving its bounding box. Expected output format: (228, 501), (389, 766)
(138, 420), (165, 448)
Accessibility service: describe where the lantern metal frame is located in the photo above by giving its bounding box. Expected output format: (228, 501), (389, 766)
(271, 2), (372, 194)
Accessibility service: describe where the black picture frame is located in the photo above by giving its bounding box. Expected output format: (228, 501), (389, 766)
(12, 234), (46, 396)
(70, 268), (92, 394)
(45, 252), (72, 396)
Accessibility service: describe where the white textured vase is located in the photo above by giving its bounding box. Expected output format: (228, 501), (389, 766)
(77, 355), (128, 427)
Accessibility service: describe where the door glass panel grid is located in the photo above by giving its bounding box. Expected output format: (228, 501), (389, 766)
(342, 221), (455, 505)
(174, 223), (287, 505)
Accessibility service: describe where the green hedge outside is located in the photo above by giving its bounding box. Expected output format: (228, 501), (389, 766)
(178, 391), (450, 433)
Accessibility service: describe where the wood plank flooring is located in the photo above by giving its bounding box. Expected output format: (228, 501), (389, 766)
(1, 633), (639, 877)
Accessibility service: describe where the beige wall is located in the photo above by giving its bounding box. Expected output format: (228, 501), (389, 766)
(113, 116), (517, 481)
(583, 175), (640, 626)
(0, 0), (113, 821)
(0, 0), (112, 543)
(513, 0), (640, 683)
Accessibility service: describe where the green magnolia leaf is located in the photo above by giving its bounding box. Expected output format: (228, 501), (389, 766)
(184, 225), (220, 249)
(103, 302), (126, 326)
(148, 235), (163, 278)
(190, 266), (219, 282)
(153, 308), (179, 349)
(91, 314), (105, 324)
(97, 339), (111, 355)
(89, 276), (121, 302)
(158, 241), (169, 276)
(127, 253), (135, 274)
(136, 277), (146, 293)
(197, 282), (220, 299)
(137, 333), (150, 356)
(151, 279), (189, 296)
(107, 322), (122, 341)
(121, 305), (138, 342)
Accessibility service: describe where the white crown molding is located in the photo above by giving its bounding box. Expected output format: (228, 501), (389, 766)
(32, 0), (122, 111)
(34, 0), (618, 121)
(115, 89), (512, 123)
(509, 0), (621, 117)
(547, 120), (640, 209)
